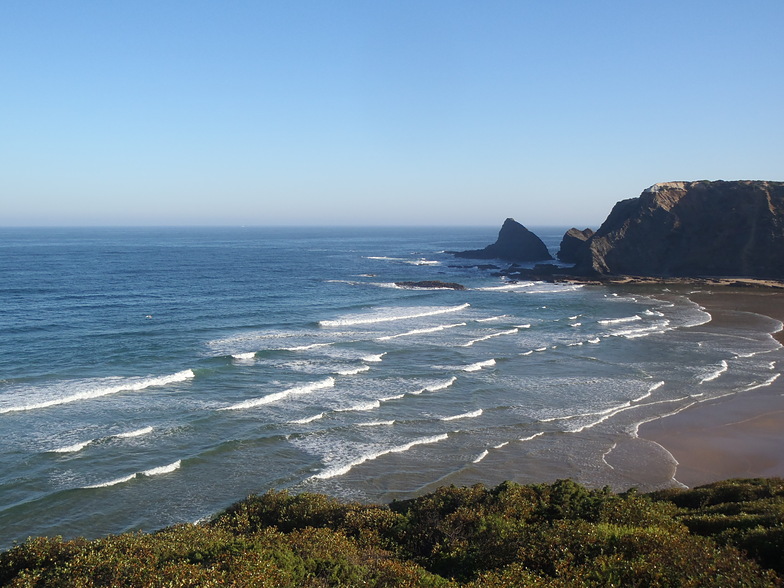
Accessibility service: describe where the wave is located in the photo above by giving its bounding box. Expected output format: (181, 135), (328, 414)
(220, 377), (335, 410)
(84, 459), (181, 489)
(570, 322), (582, 327)
(232, 352), (256, 360)
(462, 359), (496, 372)
(462, 328), (518, 347)
(290, 413), (325, 424)
(494, 441), (509, 449)
(116, 426), (154, 439)
(380, 393), (406, 402)
(520, 432), (544, 442)
(473, 450), (489, 463)
(632, 381), (664, 403)
(284, 342), (334, 351)
(599, 315), (641, 325)
(336, 365), (371, 376)
(441, 408), (483, 421)
(319, 303), (470, 327)
(699, 360), (729, 384)
(336, 400), (381, 413)
(737, 373), (780, 392)
(52, 440), (93, 453)
(411, 377), (458, 395)
(362, 353), (386, 363)
(357, 420), (395, 427)
(311, 434), (449, 480)
(376, 322), (466, 341)
(51, 426), (154, 454)
(0, 370), (195, 415)
(476, 315), (508, 322)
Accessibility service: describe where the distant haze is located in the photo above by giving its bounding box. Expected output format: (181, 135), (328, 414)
(2, 2), (782, 227)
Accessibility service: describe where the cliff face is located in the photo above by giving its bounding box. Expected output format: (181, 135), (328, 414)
(576, 180), (784, 278)
(454, 218), (552, 262)
(557, 228), (594, 263)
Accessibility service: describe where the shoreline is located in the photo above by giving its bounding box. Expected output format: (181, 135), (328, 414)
(638, 289), (784, 487)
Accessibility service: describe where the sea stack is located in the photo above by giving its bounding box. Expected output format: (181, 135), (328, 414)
(453, 218), (552, 262)
(575, 180), (784, 279)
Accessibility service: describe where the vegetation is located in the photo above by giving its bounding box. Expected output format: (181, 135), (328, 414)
(2, 478), (783, 586)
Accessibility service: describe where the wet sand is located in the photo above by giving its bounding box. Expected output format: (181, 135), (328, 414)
(639, 288), (784, 488)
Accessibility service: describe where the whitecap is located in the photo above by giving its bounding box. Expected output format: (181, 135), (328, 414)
(357, 420), (395, 427)
(311, 434), (449, 479)
(52, 440), (93, 453)
(319, 303), (470, 327)
(598, 315), (641, 325)
(232, 352), (256, 361)
(519, 432), (544, 442)
(441, 408), (483, 421)
(115, 426), (154, 439)
(462, 328), (518, 347)
(142, 460), (181, 477)
(220, 377), (335, 410)
(377, 323), (465, 341)
(462, 359), (496, 372)
(362, 353), (386, 363)
(473, 450), (489, 463)
(336, 365), (371, 376)
(290, 413), (325, 424)
(336, 400), (381, 413)
(0, 370), (195, 414)
(699, 360), (729, 384)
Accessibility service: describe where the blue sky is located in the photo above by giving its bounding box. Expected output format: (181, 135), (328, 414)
(2, 1), (782, 227)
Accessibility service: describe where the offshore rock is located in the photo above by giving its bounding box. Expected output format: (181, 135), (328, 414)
(452, 218), (552, 262)
(395, 281), (467, 290)
(576, 180), (784, 279)
(557, 228), (594, 263)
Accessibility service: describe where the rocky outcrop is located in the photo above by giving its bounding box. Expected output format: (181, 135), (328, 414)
(395, 281), (466, 290)
(453, 218), (552, 262)
(557, 228), (594, 263)
(576, 180), (784, 279)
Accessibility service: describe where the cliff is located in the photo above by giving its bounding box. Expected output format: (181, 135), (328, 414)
(557, 228), (594, 263)
(576, 180), (784, 279)
(453, 218), (552, 262)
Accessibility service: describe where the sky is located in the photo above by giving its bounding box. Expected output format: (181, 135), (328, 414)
(2, 1), (782, 227)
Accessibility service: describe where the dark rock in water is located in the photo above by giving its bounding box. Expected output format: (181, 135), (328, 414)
(452, 218), (552, 262)
(395, 280), (467, 290)
(557, 228), (594, 263)
(575, 180), (784, 279)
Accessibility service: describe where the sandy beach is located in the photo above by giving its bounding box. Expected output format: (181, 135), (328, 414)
(639, 288), (784, 488)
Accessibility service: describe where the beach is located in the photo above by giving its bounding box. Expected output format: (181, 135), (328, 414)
(639, 288), (784, 488)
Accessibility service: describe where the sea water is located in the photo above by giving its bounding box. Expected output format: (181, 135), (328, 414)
(1, 226), (781, 548)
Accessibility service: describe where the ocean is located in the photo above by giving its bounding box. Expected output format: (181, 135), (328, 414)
(1, 226), (781, 549)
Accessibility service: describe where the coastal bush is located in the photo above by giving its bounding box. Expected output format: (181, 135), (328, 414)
(2, 478), (782, 586)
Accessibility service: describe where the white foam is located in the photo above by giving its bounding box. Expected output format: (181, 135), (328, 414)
(441, 408), (483, 421)
(413, 377), (457, 394)
(362, 353), (386, 363)
(380, 393), (406, 402)
(84, 459), (181, 489)
(336, 400), (381, 413)
(220, 377), (335, 410)
(493, 441), (509, 449)
(520, 350), (534, 356)
(632, 381), (664, 403)
(312, 433), (449, 479)
(534, 347), (547, 352)
(285, 342), (334, 351)
(570, 323), (582, 327)
(0, 370), (195, 414)
(377, 323), (466, 341)
(319, 303), (470, 327)
(738, 373), (780, 392)
(699, 360), (729, 384)
(232, 352), (256, 360)
(142, 460), (181, 476)
(290, 413), (325, 424)
(115, 426), (154, 439)
(462, 328), (518, 347)
(519, 432), (544, 442)
(599, 315), (641, 325)
(336, 365), (371, 376)
(52, 440), (93, 453)
(515, 324), (532, 329)
(473, 450), (489, 463)
(477, 315), (508, 322)
(357, 420), (395, 427)
(462, 359), (496, 372)
(588, 338), (601, 344)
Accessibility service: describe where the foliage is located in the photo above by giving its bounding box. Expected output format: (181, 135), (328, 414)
(2, 478), (782, 586)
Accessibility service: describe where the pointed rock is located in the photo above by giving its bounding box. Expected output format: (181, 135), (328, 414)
(453, 218), (552, 262)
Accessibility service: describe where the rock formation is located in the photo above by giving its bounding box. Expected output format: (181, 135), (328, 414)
(557, 228), (594, 263)
(575, 180), (784, 279)
(453, 218), (552, 262)
(395, 281), (466, 290)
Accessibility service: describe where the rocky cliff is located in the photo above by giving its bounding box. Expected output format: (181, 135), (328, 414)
(453, 218), (552, 262)
(576, 180), (784, 278)
(557, 228), (594, 263)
